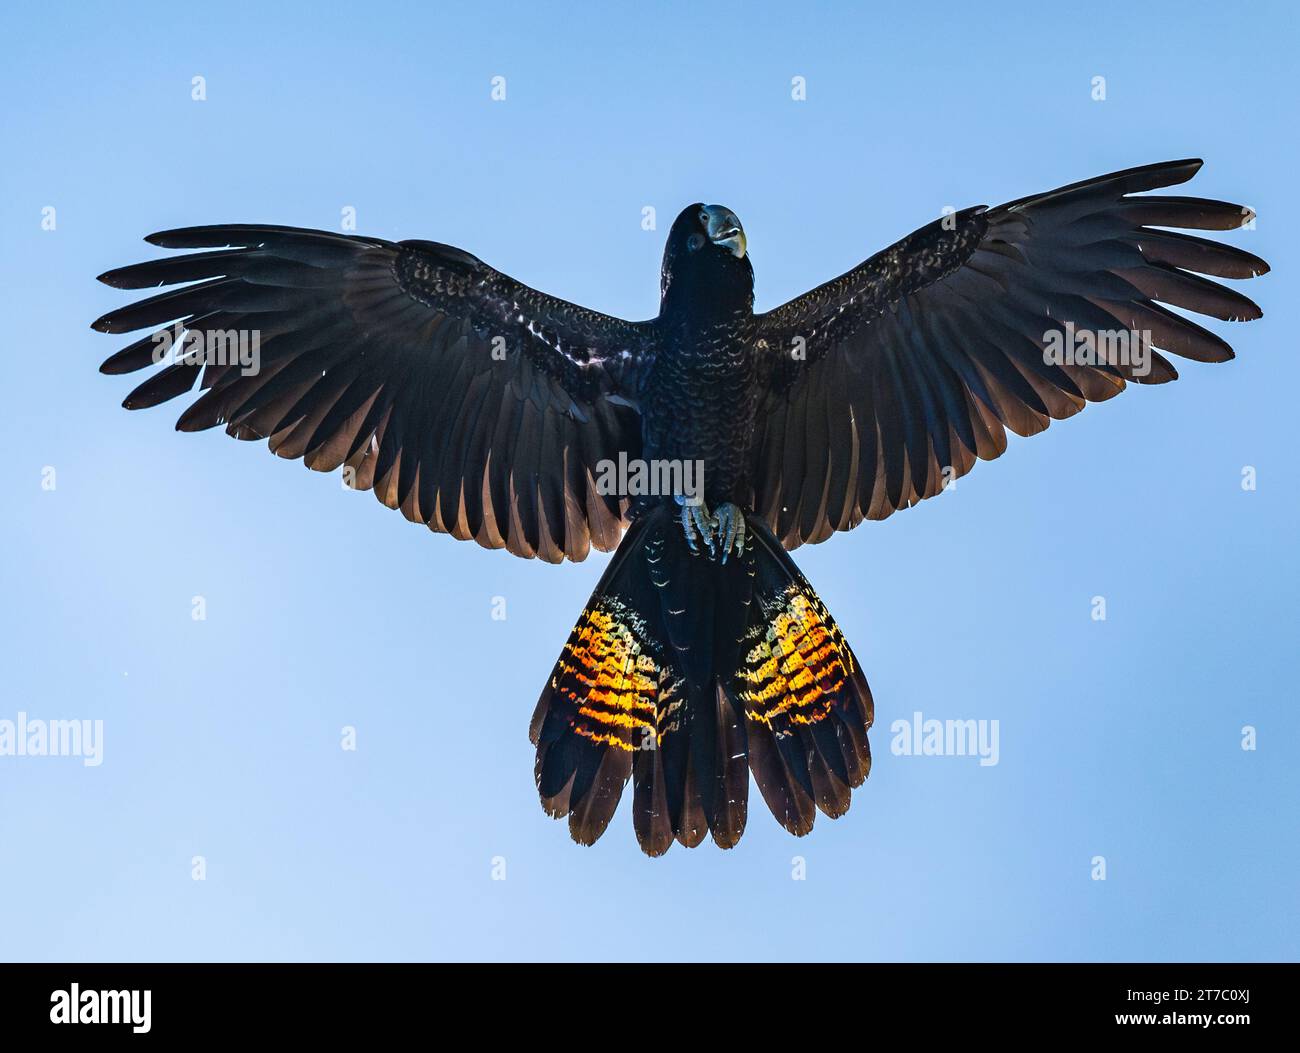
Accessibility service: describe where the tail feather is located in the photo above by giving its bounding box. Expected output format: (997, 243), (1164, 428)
(529, 519), (666, 846)
(709, 684), (749, 849)
(675, 760), (710, 849)
(746, 726), (817, 836)
(632, 747), (674, 856)
(734, 520), (874, 827)
(567, 749), (632, 846)
(531, 507), (873, 855)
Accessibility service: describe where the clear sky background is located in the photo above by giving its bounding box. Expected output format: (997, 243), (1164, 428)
(2, 0), (1296, 962)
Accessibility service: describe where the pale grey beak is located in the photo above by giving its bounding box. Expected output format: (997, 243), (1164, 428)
(701, 204), (746, 258)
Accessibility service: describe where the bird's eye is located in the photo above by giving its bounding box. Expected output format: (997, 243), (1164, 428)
(699, 211), (709, 226)
(687, 233), (706, 252)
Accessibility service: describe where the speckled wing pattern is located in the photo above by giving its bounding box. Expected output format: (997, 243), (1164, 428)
(93, 225), (658, 562)
(750, 159), (1268, 549)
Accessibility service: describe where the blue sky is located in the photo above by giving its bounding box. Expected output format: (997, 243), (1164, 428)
(2, 0), (1296, 961)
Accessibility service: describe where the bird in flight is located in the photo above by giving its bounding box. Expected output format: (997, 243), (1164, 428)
(94, 159), (1267, 856)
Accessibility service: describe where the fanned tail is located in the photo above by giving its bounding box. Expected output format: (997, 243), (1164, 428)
(530, 506), (873, 856)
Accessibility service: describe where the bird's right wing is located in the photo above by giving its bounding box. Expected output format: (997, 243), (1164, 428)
(750, 160), (1267, 549)
(94, 225), (659, 562)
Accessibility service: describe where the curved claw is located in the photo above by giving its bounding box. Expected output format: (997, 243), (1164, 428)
(713, 502), (747, 564)
(677, 496), (715, 556)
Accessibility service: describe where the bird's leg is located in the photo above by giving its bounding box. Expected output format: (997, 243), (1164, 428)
(712, 502), (747, 564)
(676, 493), (716, 557)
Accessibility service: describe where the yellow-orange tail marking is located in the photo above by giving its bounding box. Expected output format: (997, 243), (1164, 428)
(550, 600), (684, 751)
(737, 584), (855, 732)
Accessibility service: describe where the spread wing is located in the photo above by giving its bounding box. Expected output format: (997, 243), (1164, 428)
(94, 225), (659, 563)
(749, 159), (1268, 549)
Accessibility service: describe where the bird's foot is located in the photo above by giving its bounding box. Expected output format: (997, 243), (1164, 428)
(712, 502), (746, 564)
(676, 496), (746, 563)
(676, 494), (715, 558)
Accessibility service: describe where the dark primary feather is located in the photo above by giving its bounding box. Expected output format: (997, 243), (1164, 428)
(94, 225), (658, 562)
(751, 159), (1268, 549)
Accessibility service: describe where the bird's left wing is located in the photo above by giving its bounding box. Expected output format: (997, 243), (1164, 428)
(94, 225), (658, 562)
(750, 159), (1267, 549)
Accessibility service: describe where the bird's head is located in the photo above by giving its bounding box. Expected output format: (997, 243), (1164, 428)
(660, 203), (753, 315)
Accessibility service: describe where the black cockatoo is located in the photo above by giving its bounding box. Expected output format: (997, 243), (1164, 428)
(94, 159), (1267, 855)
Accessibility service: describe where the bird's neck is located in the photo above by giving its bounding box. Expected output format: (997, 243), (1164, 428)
(659, 260), (754, 326)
